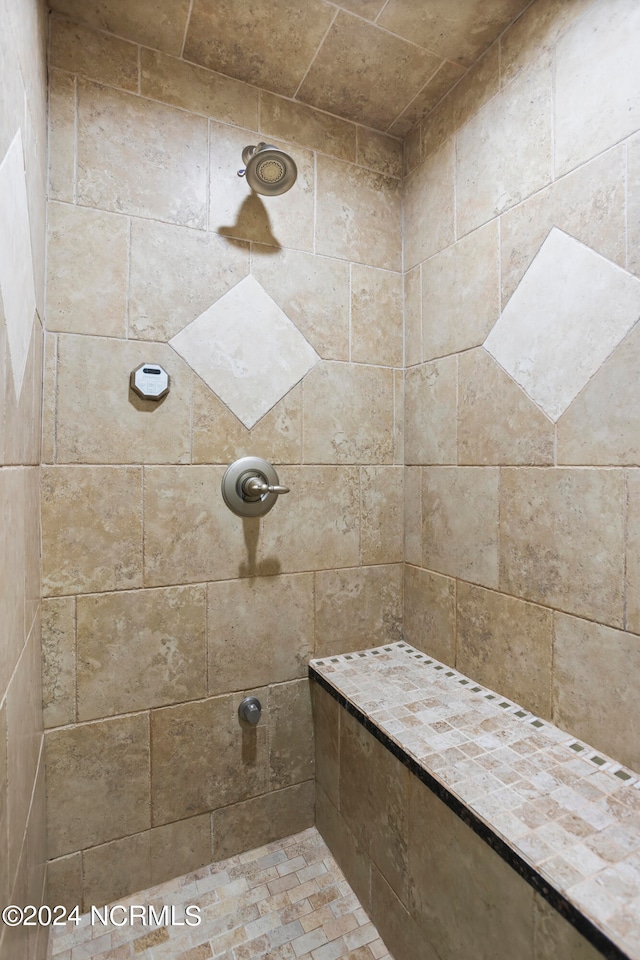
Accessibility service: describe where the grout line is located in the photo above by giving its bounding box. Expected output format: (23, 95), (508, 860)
(623, 469), (629, 631)
(348, 262), (353, 361)
(292, 8), (339, 100)
(624, 138), (629, 272)
(550, 45), (556, 182)
(180, 0), (196, 60)
(312, 150), (317, 255)
(137, 44), (141, 95)
(125, 218), (131, 339)
(72, 75), (78, 203)
(73, 595), (78, 722)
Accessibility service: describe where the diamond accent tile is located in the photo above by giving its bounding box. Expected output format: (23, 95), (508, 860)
(484, 228), (640, 422)
(0, 129), (37, 400)
(169, 275), (319, 428)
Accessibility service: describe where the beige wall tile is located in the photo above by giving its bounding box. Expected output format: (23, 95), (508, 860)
(500, 468), (625, 627)
(626, 471), (640, 634)
(311, 682), (339, 808)
(140, 48), (258, 129)
(191, 377), (302, 466)
(6, 626), (43, 884)
(82, 832), (151, 910)
(46, 202), (128, 337)
(554, 0), (640, 177)
(371, 865), (437, 960)
(315, 564), (402, 656)
(151, 814), (212, 886)
(557, 323), (640, 465)
(144, 465), (257, 586)
(246, 467), (360, 574)
(351, 265), (403, 367)
(297, 11), (441, 130)
(404, 266), (421, 368)
(151, 692), (268, 825)
(629, 134), (640, 278)
(421, 220), (499, 360)
(41, 465), (143, 596)
(77, 81), (208, 227)
(389, 61), (465, 139)
(456, 57), (553, 236)
(49, 0), (192, 56)
(260, 93), (356, 163)
(394, 367), (404, 466)
(379, 0), (528, 67)
(48, 70), (75, 203)
(212, 781), (314, 861)
(360, 466), (403, 565)
(3, 323), (43, 468)
(129, 218), (249, 342)
(23, 467), (40, 630)
(49, 18), (138, 91)
(316, 155), (402, 270)
(183, 0), (334, 98)
(46, 853), (82, 912)
(302, 362), (394, 464)
(42, 597), (75, 729)
(207, 574), (313, 694)
(457, 582), (553, 718)
(0, 704), (7, 922)
(403, 565), (455, 665)
(55, 336), (192, 464)
(77, 586), (206, 721)
(356, 128), (402, 179)
(269, 679), (314, 789)
(404, 140), (455, 271)
(404, 468), (422, 567)
(500, 0), (595, 88)
(46, 713), (150, 858)
(408, 776), (535, 960)
(553, 612), (640, 773)
(210, 122), (314, 252)
(315, 784), (371, 913)
(0, 469), (25, 694)
(340, 710), (409, 903)
(421, 43), (500, 162)
(423, 467), (499, 589)
(404, 124), (421, 177)
(42, 333), (56, 463)
(458, 348), (554, 466)
(533, 893), (603, 960)
(405, 357), (457, 466)
(500, 145), (626, 306)
(251, 247), (350, 360)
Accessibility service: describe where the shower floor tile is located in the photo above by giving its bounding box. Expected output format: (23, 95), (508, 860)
(47, 827), (394, 960)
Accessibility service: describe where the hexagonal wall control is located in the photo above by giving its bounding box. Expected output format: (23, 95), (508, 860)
(130, 363), (170, 400)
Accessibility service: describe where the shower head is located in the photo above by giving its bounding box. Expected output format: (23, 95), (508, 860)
(237, 142), (297, 196)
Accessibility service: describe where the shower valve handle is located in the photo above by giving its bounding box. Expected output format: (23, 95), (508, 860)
(242, 476), (290, 497)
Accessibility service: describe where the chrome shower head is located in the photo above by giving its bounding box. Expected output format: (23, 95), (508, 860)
(237, 142), (297, 196)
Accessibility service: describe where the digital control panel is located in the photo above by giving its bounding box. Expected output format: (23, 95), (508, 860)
(130, 363), (170, 401)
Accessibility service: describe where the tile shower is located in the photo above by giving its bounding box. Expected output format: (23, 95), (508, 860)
(2, 0), (640, 958)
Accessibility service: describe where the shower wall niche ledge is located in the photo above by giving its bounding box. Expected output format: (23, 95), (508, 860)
(310, 643), (640, 960)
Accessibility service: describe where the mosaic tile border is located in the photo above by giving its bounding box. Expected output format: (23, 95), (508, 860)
(309, 643), (639, 960)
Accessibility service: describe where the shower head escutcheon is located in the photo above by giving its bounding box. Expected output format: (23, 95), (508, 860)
(237, 142), (297, 196)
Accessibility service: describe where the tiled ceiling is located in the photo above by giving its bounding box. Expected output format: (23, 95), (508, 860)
(47, 0), (533, 136)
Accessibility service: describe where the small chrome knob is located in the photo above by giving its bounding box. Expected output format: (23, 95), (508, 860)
(238, 696), (262, 724)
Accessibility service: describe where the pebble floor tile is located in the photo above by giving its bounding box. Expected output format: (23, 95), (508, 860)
(47, 828), (394, 960)
(311, 642), (640, 960)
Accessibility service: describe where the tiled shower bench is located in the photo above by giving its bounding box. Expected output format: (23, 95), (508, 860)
(309, 642), (640, 960)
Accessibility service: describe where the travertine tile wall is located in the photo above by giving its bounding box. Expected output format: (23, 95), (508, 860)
(312, 682), (602, 960)
(403, 0), (640, 774)
(42, 15), (404, 910)
(0, 1), (48, 958)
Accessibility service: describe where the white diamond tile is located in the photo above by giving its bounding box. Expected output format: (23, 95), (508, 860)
(484, 228), (640, 422)
(0, 129), (37, 400)
(169, 274), (319, 428)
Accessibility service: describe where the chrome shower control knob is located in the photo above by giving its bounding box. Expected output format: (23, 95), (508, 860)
(221, 456), (290, 517)
(241, 476), (290, 498)
(238, 697), (261, 724)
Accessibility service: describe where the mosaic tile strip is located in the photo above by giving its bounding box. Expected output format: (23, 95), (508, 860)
(310, 642), (640, 960)
(47, 827), (393, 960)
